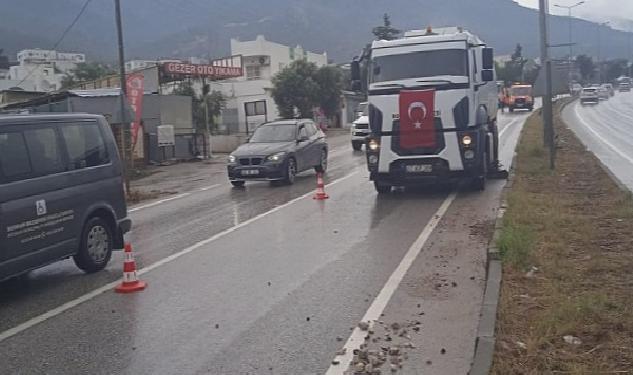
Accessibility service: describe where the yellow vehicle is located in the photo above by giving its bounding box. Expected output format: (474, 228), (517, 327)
(503, 83), (534, 112)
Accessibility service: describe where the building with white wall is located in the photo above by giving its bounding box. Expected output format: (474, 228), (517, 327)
(215, 35), (328, 133)
(8, 49), (85, 92)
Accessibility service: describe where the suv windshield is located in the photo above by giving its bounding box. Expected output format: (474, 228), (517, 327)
(249, 124), (296, 143)
(370, 49), (468, 83)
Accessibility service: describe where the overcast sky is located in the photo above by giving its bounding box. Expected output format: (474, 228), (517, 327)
(515, 0), (633, 26)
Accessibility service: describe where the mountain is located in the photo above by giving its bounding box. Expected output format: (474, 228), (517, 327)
(1, 0), (632, 63)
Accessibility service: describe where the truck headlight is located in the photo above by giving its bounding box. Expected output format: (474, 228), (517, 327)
(228, 155), (236, 164)
(462, 135), (472, 146)
(266, 152), (287, 162)
(368, 138), (380, 151)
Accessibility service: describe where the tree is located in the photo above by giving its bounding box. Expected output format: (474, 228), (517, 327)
(271, 60), (343, 119)
(71, 62), (114, 82)
(605, 59), (628, 83)
(576, 55), (595, 82)
(173, 81), (226, 132)
(372, 13), (401, 41)
(314, 66), (344, 118)
(271, 60), (320, 118)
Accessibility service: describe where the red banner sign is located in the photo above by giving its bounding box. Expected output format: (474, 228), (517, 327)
(398, 89), (436, 150)
(162, 62), (243, 78)
(126, 73), (144, 147)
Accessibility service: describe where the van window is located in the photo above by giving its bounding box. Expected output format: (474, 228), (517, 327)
(60, 123), (109, 169)
(23, 127), (64, 177)
(0, 132), (32, 182)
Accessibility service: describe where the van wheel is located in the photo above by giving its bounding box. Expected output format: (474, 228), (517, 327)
(73, 217), (113, 273)
(374, 181), (392, 194)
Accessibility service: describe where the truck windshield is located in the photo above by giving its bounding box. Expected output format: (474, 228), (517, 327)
(511, 87), (532, 96)
(370, 49), (468, 83)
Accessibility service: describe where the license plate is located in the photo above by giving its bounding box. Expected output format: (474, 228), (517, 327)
(241, 169), (259, 176)
(406, 164), (432, 173)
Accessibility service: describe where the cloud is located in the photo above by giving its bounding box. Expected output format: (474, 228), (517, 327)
(515, 0), (633, 23)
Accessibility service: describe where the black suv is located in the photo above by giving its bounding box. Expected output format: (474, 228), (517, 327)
(227, 119), (328, 186)
(0, 114), (131, 281)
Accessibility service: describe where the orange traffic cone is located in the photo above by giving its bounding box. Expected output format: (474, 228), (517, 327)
(313, 172), (329, 200)
(115, 243), (147, 293)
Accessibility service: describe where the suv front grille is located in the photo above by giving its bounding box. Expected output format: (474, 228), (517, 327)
(239, 157), (263, 166)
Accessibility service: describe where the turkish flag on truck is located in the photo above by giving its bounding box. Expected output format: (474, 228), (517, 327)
(398, 89), (436, 150)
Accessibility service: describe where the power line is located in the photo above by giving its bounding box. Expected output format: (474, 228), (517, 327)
(16, 0), (93, 87)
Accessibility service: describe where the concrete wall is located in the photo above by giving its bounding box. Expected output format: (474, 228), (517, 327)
(211, 134), (249, 153)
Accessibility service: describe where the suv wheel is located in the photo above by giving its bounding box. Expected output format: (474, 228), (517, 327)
(73, 217), (113, 273)
(284, 158), (297, 185)
(231, 180), (245, 187)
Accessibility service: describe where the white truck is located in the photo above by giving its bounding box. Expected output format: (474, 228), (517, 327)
(351, 27), (504, 193)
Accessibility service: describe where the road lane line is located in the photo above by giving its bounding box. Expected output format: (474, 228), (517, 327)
(574, 104), (633, 166)
(326, 191), (458, 375)
(129, 184), (222, 212)
(0, 170), (360, 343)
(499, 117), (522, 138)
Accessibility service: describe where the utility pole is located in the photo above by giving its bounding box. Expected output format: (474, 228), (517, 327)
(597, 21), (610, 83)
(539, 0), (555, 169)
(114, 0), (130, 192)
(554, 1), (584, 83)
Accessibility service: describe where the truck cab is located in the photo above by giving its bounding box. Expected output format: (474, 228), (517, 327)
(504, 83), (534, 112)
(351, 27), (500, 193)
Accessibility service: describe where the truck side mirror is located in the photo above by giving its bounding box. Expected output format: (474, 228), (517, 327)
(482, 48), (494, 70)
(482, 70), (494, 82)
(351, 59), (362, 92)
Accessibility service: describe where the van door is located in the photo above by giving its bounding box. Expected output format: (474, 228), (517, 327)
(0, 125), (74, 268)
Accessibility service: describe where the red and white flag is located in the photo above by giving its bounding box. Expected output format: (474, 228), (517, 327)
(126, 73), (144, 147)
(398, 89), (436, 150)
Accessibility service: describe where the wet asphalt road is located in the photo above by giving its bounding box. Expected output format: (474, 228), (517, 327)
(563, 92), (633, 191)
(0, 110), (532, 375)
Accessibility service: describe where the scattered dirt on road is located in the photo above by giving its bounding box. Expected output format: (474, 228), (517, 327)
(492, 101), (633, 373)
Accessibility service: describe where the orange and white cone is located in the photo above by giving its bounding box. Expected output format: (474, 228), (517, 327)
(313, 172), (329, 200)
(115, 243), (147, 293)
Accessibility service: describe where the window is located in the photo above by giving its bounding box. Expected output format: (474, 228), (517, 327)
(23, 128), (64, 177)
(246, 65), (261, 80)
(244, 101), (267, 116)
(0, 132), (32, 183)
(298, 126), (308, 139)
(305, 122), (317, 136)
(60, 123), (109, 170)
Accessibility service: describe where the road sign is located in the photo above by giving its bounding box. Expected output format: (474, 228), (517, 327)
(157, 125), (175, 147)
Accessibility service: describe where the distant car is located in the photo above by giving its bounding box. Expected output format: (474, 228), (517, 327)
(570, 83), (583, 97)
(0, 114), (131, 282)
(227, 119), (328, 186)
(351, 102), (369, 151)
(603, 83), (615, 97)
(597, 86), (610, 100)
(580, 87), (599, 105)
(619, 82), (631, 92)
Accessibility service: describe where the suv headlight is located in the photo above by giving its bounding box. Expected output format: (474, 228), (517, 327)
(266, 152), (287, 162)
(228, 155), (237, 164)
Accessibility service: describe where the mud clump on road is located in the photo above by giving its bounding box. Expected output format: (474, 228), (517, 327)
(492, 100), (633, 373)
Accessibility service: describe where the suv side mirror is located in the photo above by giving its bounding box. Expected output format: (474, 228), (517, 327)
(482, 70), (494, 82)
(297, 136), (309, 143)
(482, 48), (494, 70)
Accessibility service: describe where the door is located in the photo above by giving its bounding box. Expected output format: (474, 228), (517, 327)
(0, 124), (73, 266)
(295, 124), (311, 171)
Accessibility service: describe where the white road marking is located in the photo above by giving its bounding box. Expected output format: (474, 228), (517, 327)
(0, 170), (360, 343)
(128, 184), (222, 212)
(326, 191), (458, 375)
(128, 193), (191, 212)
(574, 104), (633, 166)
(499, 117), (523, 138)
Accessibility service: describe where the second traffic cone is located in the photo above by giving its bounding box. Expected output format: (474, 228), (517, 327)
(313, 172), (329, 200)
(115, 243), (147, 294)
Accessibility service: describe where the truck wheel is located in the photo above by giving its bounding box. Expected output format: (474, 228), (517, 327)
(374, 181), (392, 194)
(352, 141), (362, 151)
(231, 180), (245, 187)
(73, 217), (113, 273)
